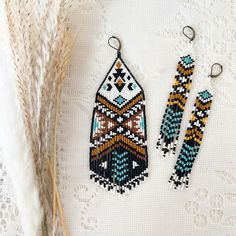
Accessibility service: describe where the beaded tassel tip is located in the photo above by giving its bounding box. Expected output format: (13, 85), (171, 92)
(90, 37), (148, 195)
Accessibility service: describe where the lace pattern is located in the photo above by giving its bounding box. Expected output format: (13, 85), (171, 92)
(1, 0), (236, 235)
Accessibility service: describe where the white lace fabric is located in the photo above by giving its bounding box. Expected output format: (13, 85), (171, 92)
(1, 1), (236, 235)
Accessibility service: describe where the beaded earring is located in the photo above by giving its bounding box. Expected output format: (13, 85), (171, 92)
(156, 26), (195, 158)
(89, 36), (148, 195)
(169, 63), (223, 189)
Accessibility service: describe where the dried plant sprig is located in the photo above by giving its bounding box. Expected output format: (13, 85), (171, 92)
(5, 0), (34, 147)
(51, 27), (73, 231)
(4, 0), (74, 235)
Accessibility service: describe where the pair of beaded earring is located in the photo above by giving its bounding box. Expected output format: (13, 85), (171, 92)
(156, 26), (223, 189)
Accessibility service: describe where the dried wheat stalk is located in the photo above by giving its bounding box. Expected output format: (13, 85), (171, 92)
(4, 0), (74, 235)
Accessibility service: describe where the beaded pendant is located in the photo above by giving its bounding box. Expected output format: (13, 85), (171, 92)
(89, 37), (148, 195)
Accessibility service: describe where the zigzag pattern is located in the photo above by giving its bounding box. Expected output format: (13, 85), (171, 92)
(157, 55), (195, 157)
(96, 102), (117, 119)
(90, 55), (148, 195)
(169, 89), (213, 189)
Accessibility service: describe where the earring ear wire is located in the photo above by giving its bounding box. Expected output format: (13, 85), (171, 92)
(209, 63), (223, 78)
(182, 26), (195, 43)
(108, 36), (122, 57)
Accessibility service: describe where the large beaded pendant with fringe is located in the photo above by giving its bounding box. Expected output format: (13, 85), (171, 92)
(89, 37), (148, 195)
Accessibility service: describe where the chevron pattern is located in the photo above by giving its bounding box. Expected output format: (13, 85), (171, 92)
(157, 54), (195, 157)
(90, 55), (148, 195)
(111, 151), (129, 182)
(169, 89), (213, 189)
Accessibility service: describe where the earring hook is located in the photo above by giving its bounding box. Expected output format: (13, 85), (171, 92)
(182, 26), (195, 43)
(108, 36), (121, 56)
(209, 63), (223, 78)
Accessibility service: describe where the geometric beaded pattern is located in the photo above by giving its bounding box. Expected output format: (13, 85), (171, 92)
(90, 55), (148, 195)
(157, 55), (195, 157)
(169, 89), (213, 189)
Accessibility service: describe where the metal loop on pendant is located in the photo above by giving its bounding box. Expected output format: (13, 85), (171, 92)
(209, 63), (223, 78)
(182, 26), (195, 43)
(108, 36), (122, 56)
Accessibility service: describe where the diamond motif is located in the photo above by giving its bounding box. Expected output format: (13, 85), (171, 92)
(114, 78), (125, 92)
(182, 55), (193, 65)
(116, 61), (122, 68)
(114, 95), (126, 106)
(200, 90), (212, 99)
